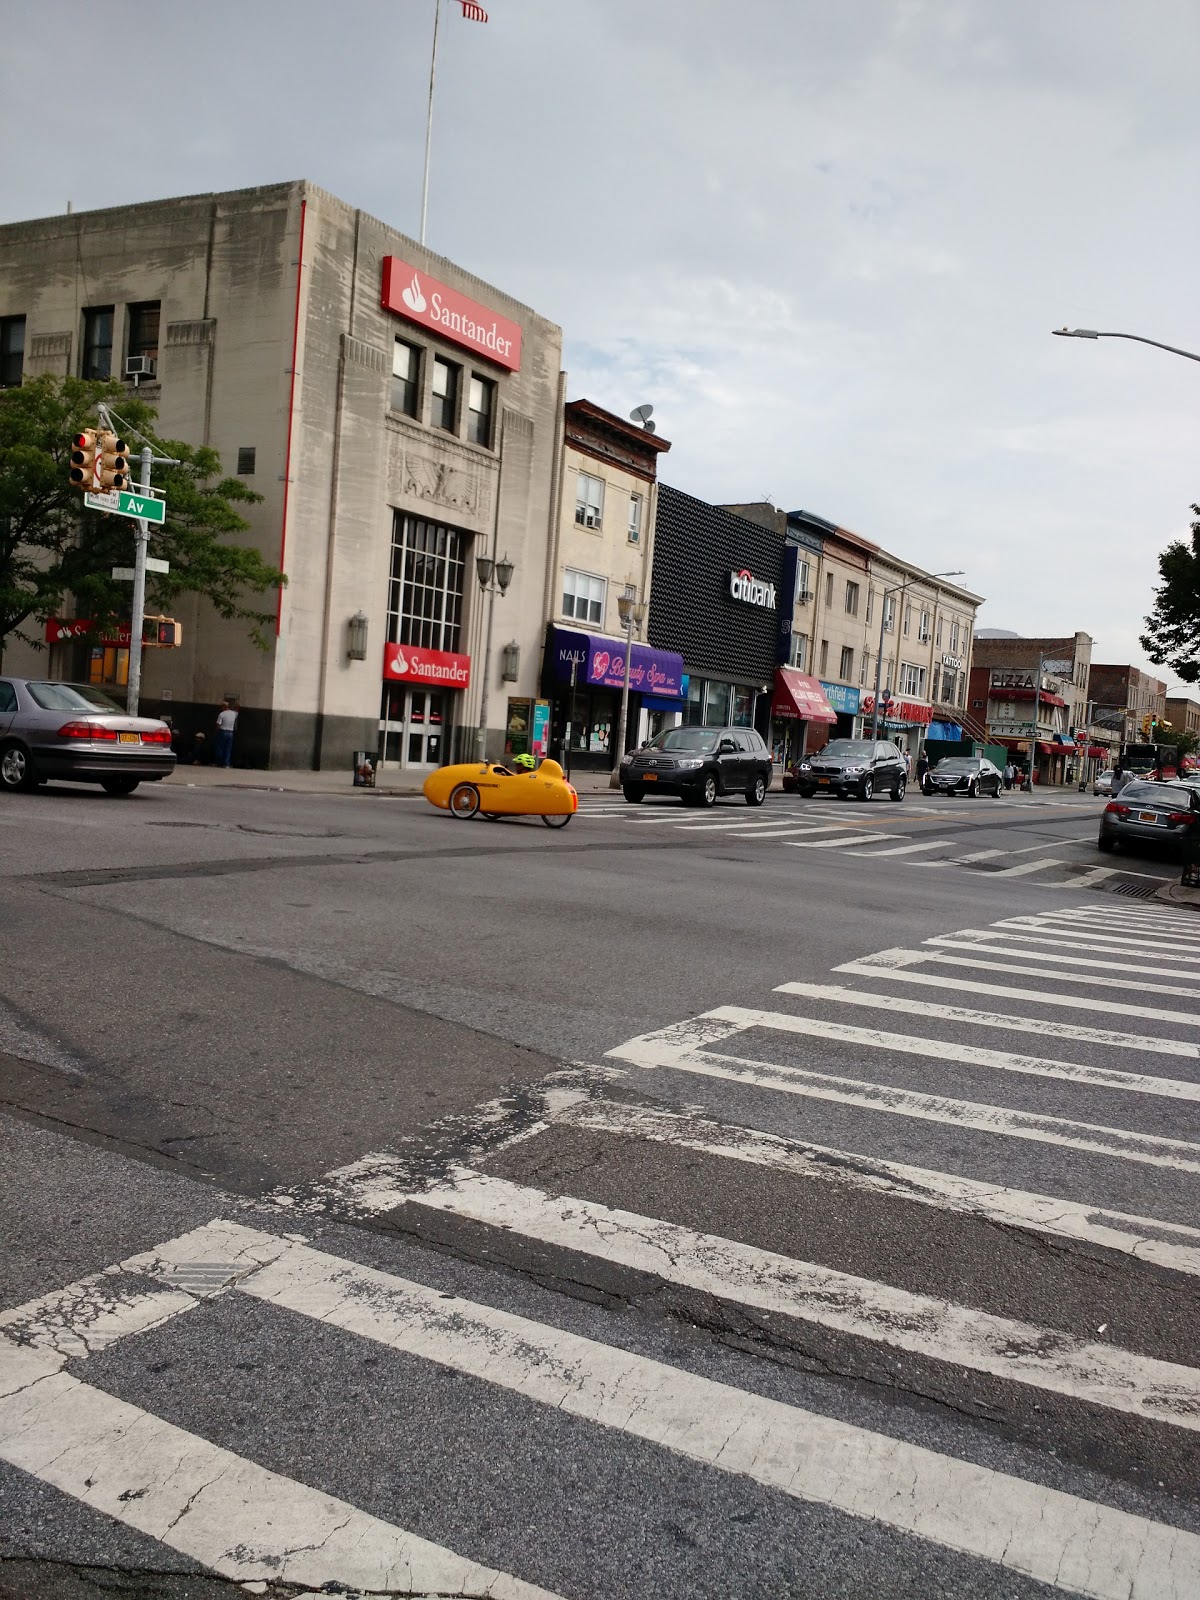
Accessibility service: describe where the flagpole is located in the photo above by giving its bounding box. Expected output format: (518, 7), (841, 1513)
(420, 0), (442, 246)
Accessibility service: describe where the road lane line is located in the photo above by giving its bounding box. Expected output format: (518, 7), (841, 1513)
(833, 952), (1200, 1027)
(676, 819), (835, 832)
(845, 839), (955, 858)
(553, 1097), (1200, 1278)
(933, 929), (1200, 971)
(940, 847), (1006, 864)
(607, 1026), (1200, 1174)
(958, 927), (1200, 964)
(0, 1342), (558, 1600)
(771, 982), (1200, 1074)
(787, 832), (903, 849)
(235, 1232), (1200, 1599)
(1069, 867), (1120, 887)
(875, 946), (1200, 1001)
(1007, 912), (1200, 946)
(410, 1167), (1200, 1432)
(988, 858), (1066, 877)
(995, 918), (1200, 957)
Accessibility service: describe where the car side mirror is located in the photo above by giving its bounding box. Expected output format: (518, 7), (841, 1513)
(720, 738), (736, 753)
(640, 740), (649, 748)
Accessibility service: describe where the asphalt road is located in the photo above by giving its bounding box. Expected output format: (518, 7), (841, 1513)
(1, 777), (1197, 1600)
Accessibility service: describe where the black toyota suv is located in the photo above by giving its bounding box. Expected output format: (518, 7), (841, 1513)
(620, 726), (773, 807)
(785, 738), (907, 801)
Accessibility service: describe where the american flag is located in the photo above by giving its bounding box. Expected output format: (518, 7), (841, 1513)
(458, 0), (488, 18)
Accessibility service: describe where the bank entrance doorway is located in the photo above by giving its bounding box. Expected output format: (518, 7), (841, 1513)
(379, 686), (447, 770)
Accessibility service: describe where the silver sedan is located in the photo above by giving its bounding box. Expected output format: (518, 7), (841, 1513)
(0, 677), (176, 796)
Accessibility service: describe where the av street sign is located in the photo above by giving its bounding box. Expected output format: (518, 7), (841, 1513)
(85, 489), (166, 525)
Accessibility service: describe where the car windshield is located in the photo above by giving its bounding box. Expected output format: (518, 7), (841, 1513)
(1121, 781), (1195, 806)
(650, 728), (719, 753)
(819, 741), (873, 760)
(27, 682), (124, 713)
(935, 759), (978, 772)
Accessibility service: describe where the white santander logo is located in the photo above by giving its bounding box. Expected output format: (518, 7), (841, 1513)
(389, 647), (410, 675)
(401, 274), (426, 313)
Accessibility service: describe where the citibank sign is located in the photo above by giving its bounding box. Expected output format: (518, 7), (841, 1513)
(728, 568), (777, 610)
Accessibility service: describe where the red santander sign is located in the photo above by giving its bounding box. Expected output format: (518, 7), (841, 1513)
(45, 617), (132, 647)
(381, 258), (522, 373)
(383, 642), (471, 689)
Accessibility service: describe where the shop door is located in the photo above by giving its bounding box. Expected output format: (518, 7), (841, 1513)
(379, 687), (446, 769)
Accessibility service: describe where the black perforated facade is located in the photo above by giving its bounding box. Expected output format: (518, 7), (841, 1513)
(648, 485), (786, 686)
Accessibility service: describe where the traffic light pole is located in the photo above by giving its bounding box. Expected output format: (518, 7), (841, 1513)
(125, 446), (153, 717)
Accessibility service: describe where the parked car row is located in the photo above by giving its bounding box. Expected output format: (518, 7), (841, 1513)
(1098, 779), (1200, 856)
(620, 726), (773, 806)
(0, 678), (176, 795)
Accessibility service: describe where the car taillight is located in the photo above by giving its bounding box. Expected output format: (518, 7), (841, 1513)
(57, 721), (117, 741)
(1166, 811), (1197, 825)
(140, 727), (172, 745)
(1104, 802), (1130, 815)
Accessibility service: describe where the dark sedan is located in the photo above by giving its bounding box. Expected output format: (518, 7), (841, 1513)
(620, 726), (772, 807)
(925, 756), (1003, 798)
(0, 678), (176, 795)
(1098, 780), (1200, 855)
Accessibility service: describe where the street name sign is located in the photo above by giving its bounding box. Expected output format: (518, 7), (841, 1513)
(85, 489), (166, 524)
(111, 567), (136, 581)
(111, 557), (169, 581)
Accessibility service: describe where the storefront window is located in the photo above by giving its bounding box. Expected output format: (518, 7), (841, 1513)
(88, 645), (128, 688)
(685, 676), (704, 726)
(704, 680), (731, 727)
(730, 686), (754, 726)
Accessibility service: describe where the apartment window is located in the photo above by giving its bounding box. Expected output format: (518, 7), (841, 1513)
(431, 356), (459, 432)
(126, 301), (160, 370)
(82, 307), (114, 380)
(860, 651), (871, 685)
(825, 572), (834, 609)
(236, 447), (256, 476)
(941, 668), (957, 703)
(865, 588), (873, 624)
(845, 581), (860, 616)
(797, 559), (811, 599)
(0, 316), (26, 387)
(392, 339), (420, 417)
(950, 620), (960, 652)
(790, 633), (808, 670)
(387, 513), (466, 652)
(899, 662), (927, 698)
(562, 567), (606, 626)
(918, 609), (931, 643)
(819, 638), (829, 676)
(883, 595), (896, 633)
(884, 657), (894, 691)
(575, 472), (604, 529)
(839, 645), (854, 681)
(902, 603), (912, 638)
(936, 616), (944, 647)
(466, 373), (494, 446)
(628, 493), (642, 544)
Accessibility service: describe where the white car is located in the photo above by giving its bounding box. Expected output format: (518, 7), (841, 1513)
(1092, 770), (1114, 797)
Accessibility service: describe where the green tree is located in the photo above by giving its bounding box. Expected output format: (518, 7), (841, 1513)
(0, 374), (283, 658)
(1141, 505), (1200, 684)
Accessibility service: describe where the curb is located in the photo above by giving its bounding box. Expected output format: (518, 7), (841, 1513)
(1153, 881), (1200, 912)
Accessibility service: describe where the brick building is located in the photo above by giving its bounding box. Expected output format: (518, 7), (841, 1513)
(968, 632), (1096, 784)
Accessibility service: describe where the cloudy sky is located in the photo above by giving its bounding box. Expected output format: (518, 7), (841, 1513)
(5, 1), (1198, 684)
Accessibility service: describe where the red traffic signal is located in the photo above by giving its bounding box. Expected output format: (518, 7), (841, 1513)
(96, 431), (131, 491)
(141, 616), (182, 648)
(69, 429), (99, 490)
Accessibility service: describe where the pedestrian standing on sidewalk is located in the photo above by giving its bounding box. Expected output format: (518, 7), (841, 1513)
(1003, 761), (1014, 790)
(214, 700), (238, 769)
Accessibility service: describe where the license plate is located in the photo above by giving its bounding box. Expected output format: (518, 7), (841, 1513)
(1138, 810), (1162, 824)
(818, 777), (831, 785)
(644, 773), (658, 781)
(118, 732), (140, 744)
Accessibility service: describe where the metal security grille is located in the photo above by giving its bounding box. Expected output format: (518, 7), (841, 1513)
(387, 513), (465, 651)
(1107, 881), (1162, 900)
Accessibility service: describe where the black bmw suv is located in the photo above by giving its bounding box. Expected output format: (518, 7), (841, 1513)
(620, 726), (773, 807)
(785, 738), (907, 801)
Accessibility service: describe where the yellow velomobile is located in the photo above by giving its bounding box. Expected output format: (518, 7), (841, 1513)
(422, 759), (578, 827)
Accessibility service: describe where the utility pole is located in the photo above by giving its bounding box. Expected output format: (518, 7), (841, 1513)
(1023, 653), (1044, 791)
(126, 445), (153, 717)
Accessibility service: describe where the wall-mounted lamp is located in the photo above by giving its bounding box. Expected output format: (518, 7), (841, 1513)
(501, 641), (520, 682)
(347, 610), (369, 661)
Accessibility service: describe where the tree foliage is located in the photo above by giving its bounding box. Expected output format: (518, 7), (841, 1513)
(1141, 505), (1200, 684)
(0, 375), (283, 655)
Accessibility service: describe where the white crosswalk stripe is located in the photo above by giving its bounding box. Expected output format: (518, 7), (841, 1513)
(6, 899), (1200, 1598)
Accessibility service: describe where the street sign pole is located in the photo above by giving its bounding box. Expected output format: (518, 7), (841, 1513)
(126, 446), (153, 717)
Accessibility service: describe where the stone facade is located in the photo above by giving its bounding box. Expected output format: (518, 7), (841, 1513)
(0, 181), (564, 769)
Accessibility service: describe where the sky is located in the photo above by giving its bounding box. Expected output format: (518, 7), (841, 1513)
(4, 0), (1199, 690)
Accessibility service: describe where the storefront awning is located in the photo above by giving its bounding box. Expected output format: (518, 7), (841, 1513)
(545, 625), (684, 699)
(927, 721), (962, 740)
(989, 688), (1067, 708)
(771, 668), (837, 724)
(1087, 744), (1108, 758)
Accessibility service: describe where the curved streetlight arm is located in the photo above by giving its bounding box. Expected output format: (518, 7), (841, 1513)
(1052, 328), (1200, 365)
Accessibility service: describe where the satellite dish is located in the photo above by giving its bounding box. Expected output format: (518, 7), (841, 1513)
(629, 403), (655, 431)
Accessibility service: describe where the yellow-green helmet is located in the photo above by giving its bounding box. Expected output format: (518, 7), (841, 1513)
(513, 752), (536, 771)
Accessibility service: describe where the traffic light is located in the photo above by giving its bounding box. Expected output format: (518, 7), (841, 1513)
(69, 429), (99, 491)
(96, 431), (131, 491)
(141, 616), (182, 648)
(1140, 712), (1154, 738)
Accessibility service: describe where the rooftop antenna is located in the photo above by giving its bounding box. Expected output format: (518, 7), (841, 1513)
(629, 403), (656, 434)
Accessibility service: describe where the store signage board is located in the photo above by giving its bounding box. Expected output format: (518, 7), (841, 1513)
(45, 617), (132, 647)
(728, 568), (777, 609)
(381, 257), (522, 372)
(383, 643), (472, 688)
(819, 681), (861, 715)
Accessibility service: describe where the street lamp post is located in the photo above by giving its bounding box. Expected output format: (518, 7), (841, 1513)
(868, 571), (964, 744)
(474, 551), (514, 762)
(609, 593), (648, 788)
(1052, 328), (1200, 365)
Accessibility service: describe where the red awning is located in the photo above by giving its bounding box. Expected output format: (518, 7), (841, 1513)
(771, 669), (837, 724)
(989, 688), (1067, 708)
(1035, 741), (1061, 756)
(1087, 744), (1108, 758)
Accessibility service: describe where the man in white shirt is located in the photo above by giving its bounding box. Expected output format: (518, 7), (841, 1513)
(215, 701), (238, 768)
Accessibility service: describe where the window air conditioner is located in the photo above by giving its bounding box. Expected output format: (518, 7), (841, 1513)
(125, 356), (156, 378)
(797, 589), (814, 604)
